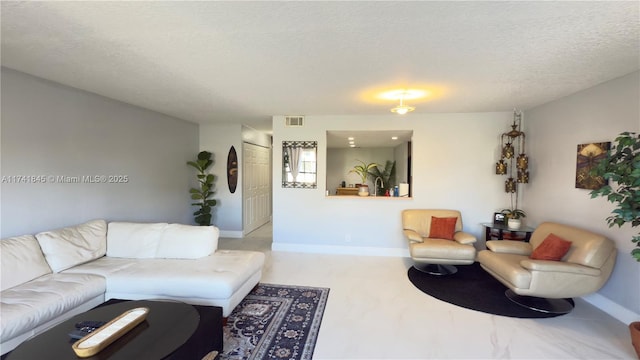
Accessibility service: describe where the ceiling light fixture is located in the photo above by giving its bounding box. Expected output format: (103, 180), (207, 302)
(390, 92), (415, 115)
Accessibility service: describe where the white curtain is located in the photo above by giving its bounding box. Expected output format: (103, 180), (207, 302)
(286, 146), (301, 182)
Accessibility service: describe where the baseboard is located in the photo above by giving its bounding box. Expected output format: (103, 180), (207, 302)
(219, 230), (243, 238)
(582, 292), (640, 324)
(271, 242), (410, 257)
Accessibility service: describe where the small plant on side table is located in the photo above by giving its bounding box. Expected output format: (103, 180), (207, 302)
(501, 208), (526, 230)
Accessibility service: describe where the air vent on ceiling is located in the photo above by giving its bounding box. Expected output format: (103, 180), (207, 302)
(285, 116), (304, 127)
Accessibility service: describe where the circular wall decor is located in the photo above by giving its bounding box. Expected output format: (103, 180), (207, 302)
(227, 146), (238, 193)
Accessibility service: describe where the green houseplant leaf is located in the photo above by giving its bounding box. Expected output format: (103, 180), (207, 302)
(589, 132), (640, 261)
(348, 160), (379, 184)
(367, 160), (396, 194)
(187, 150), (217, 226)
(500, 208), (526, 219)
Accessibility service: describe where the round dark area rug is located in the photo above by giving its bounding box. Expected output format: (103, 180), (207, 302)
(407, 262), (573, 318)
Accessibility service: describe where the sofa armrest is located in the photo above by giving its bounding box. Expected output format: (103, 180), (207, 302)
(453, 231), (476, 245)
(403, 229), (423, 243)
(520, 259), (601, 276)
(486, 240), (532, 255)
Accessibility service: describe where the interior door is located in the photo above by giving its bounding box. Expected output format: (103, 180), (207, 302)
(242, 142), (272, 234)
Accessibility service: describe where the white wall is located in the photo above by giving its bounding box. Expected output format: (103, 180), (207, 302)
(199, 123), (243, 235)
(395, 142), (409, 184)
(1, 68), (199, 237)
(525, 71), (640, 323)
(199, 123), (271, 237)
(272, 113), (512, 255)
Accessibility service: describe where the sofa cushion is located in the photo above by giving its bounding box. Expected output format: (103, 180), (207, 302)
(530, 233), (572, 261)
(35, 219), (107, 273)
(1, 235), (52, 291)
(429, 217), (457, 240)
(106, 222), (167, 258)
(156, 224), (218, 259)
(107, 222), (218, 259)
(477, 251), (532, 289)
(410, 239), (476, 261)
(0, 273), (105, 342)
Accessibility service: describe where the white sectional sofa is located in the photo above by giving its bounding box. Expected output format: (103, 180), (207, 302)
(0, 219), (265, 355)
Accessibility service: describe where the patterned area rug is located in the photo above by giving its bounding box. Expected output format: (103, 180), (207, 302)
(220, 283), (330, 360)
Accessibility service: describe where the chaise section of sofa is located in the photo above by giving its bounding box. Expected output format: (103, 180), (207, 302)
(0, 219), (265, 355)
(66, 249), (264, 315)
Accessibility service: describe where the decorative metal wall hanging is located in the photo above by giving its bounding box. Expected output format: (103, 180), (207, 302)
(495, 109), (529, 193)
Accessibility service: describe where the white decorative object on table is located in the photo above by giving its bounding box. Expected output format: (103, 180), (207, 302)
(508, 218), (522, 230)
(72, 307), (149, 358)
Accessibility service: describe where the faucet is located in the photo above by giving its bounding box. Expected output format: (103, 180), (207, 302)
(374, 177), (384, 197)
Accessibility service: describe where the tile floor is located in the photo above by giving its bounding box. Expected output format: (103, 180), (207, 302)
(219, 222), (636, 359)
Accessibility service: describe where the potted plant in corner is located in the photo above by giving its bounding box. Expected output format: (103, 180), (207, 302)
(588, 131), (640, 358)
(187, 151), (217, 226)
(349, 160), (379, 197)
(501, 208), (526, 230)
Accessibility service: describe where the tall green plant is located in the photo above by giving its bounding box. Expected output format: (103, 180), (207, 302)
(589, 132), (640, 261)
(367, 160), (396, 194)
(187, 151), (217, 226)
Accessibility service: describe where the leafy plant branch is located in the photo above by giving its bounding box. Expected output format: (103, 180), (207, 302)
(590, 132), (640, 261)
(349, 160), (379, 184)
(367, 160), (396, 194)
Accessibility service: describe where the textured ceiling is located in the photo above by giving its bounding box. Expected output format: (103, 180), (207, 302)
(1, 1), (638, 132)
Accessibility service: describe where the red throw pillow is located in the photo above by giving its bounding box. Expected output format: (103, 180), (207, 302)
(429, 217), (457, 240)
(530, 233), (572, 261)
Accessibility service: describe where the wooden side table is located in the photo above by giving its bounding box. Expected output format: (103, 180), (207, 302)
(481, 222), (535, 243)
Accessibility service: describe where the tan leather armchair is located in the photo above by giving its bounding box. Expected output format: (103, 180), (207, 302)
(478, 221), (616, 314)
(402, 209), (477, 275)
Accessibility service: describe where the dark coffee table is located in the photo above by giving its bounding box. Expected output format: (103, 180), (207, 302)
(5, 299), (223, 360)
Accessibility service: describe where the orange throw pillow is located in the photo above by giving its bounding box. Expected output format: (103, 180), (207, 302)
(530, 233), (572, 261)
(429, 217), (457, 240)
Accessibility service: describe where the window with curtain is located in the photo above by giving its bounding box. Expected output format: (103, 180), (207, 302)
(282, 140), (317, 188)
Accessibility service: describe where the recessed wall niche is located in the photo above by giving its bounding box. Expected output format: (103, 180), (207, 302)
(326, 130), (412, 197)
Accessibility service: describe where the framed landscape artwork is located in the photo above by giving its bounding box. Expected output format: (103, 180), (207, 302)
(575, 142), (610, 190)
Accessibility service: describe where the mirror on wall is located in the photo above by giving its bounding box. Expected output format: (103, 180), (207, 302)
(282, 140), (317, 189)
(326, 130), (412, 197)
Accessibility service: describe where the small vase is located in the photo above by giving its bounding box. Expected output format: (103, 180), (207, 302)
(507, 218), (521, 230)
(358, 184), (369, 197)
(630, 321), (640, 359)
